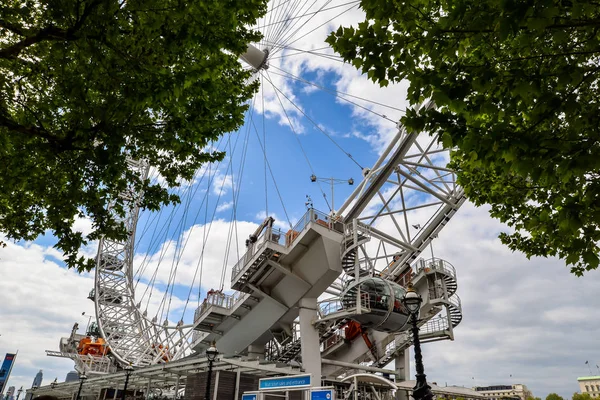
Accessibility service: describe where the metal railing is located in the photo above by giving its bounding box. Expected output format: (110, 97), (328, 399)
(448, 294), (461, 309)
(194, 291), (247, 322)
(420, 316), (450, 335)
(75, 354), (117, 374)
(232, 208), (343, 281)
(231, 228), (284, 279)
(322, 329), (346, 352)
(416, 257), (456, 278)
(381, 332), (411, 359)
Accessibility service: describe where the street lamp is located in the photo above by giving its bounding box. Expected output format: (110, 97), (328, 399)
(51, 379), (58, 390)
(121, 365), (134, 400)
(16, 387), (23, 400)
(76, 374), (87, 400)
(402, 282), (433, 400)
(204, 341), (219, 400)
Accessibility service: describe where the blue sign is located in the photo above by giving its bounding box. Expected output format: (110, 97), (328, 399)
(0, 353), (17, 394)
(311, 390), (334, 400)
(242, 395), (257, 400)
(259, 374), (311, 390)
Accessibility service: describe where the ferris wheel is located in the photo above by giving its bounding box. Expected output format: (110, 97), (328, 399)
(90, 0), (465, 369)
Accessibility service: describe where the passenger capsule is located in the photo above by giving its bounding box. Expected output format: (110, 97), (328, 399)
(341, 277), (411, 332)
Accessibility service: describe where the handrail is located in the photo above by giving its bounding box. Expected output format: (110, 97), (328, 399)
(194, 291), (247, 321)
(231, 208), (343, 281)
(416, 257), (457, 278)
(420, 316), (449, 335)
(448, 294), (461, 309)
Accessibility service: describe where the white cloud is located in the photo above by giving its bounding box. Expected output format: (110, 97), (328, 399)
(216, 201), (234, 213)
(0, 238), (96, 391)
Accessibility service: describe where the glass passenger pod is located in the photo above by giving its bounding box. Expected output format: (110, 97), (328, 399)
(341, 277), (411, 332)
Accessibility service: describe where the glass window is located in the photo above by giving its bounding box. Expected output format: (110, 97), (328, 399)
(586, 386), (590, 392)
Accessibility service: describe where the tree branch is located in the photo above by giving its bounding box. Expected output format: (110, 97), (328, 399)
(0, 0), (103, 59)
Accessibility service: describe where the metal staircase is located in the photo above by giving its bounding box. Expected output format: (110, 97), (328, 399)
(341, 232), (370, 277)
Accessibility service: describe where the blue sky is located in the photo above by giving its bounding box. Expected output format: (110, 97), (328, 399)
(1, 1), (599, 399)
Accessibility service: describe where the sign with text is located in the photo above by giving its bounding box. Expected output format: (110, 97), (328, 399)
(311, 389), (334, 400)
(242, 394), (257, 400)
(259, 374), (311, 390)
(0, 353), (17, 395)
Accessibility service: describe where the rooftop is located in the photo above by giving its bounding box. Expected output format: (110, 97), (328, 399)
(578, 377), (600, 381)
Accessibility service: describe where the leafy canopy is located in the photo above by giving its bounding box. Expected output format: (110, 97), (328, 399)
(573, 393), (593, 400)
(546, 394), (565, 400)
(0, 0), (265, 270)
(327, 0), (600, 275)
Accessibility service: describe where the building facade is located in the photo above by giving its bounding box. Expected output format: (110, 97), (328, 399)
(473, 384), (533, 400)
(24, 371), (43, 400)
(65, 371), (79, 383)
(6, 386), (15, 400)
(578, 376), (600, 397)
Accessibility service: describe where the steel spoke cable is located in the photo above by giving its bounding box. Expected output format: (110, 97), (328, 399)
(144, 144), (226, 315)
(270, 50), (345, 63)
(270, 0), (335, 54)
(268, 0), (307, 46)
(260, 0), (360, 30)
(270, 65), (405, 113)
(249, 113), (294, 230)
(218, 134), (247, 290)
(264, 70), (364, 169)
(155, 158), (223, 322)
(186, 106), (254, 313)
(263, 70), (332, 211)
(264, 0), (296, 48)
(182, 115), (251, 315)
(261, 75), (269, 216)
(134, 137), (225, 289)
(166, 128), (246, 322)
(266, 0), (297, 47)
(133, 139), (224, 284)
(269, 0), (327, 54)
(272, 1), (358, 57)
(268, 0), (306, 50)
(269, 66), (403, 123)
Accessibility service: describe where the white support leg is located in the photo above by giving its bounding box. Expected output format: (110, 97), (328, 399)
(299, 298), (321, 386)
(395, 349), (410, 400)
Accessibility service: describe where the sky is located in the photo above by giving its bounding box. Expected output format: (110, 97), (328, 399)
(1, 1), (599, 399)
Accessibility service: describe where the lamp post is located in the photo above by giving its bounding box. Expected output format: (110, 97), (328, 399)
(402, 282), (433, 400)
(30, 385), (38, 400)
(51, 379), (58, 391)
(204, 342), (219, 400)
(16, 387), (23, 400)
(121, 365), (134, 400)
(76, 374), (87, 400)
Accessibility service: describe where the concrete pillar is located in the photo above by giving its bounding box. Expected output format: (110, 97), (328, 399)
(299, 298), (321, 386)
(395, 349), (410, 400)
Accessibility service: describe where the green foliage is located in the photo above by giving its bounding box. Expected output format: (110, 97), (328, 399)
(327, 0), (600, 275)
(573, 393), (593, 400)
(527, 397), (542, 400)
(546, 394), (564, 400)
(0, 0), (266, 271)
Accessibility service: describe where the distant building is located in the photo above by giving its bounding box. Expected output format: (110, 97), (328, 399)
(31, 371), (43, 389)
(577, 376), (600, 397)
(473, 384), (533, 400)
(65, 371), (79, 383)
(24, 371), (43, 400)
(6, 386), (15, 400)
